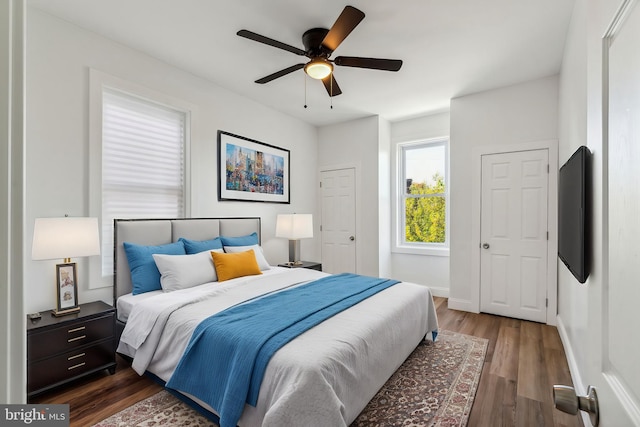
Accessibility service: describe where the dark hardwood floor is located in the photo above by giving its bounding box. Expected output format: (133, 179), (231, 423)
(31, 297), (583, 427)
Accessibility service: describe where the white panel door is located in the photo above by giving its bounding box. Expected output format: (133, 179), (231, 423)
(480, 149), (548, 323)
(589, 1), (640, 424)
(320, 168), (356, 274)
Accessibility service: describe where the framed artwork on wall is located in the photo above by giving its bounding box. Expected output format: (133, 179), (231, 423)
(218, 130), (290, 203)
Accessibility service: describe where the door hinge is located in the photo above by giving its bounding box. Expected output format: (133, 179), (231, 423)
(547, 231), (549, 240)
(547, 164), (550, 173)
(320, 225), (322, 231)
(546, 298), (548, 307)
(320, 181), (322, 188)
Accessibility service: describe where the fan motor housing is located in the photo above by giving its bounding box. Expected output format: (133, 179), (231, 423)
(302, 28), (330, 56)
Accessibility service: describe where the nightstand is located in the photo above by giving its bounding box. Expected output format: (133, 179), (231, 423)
(27, 300), (117, 398)
(278, 261), (322, 271)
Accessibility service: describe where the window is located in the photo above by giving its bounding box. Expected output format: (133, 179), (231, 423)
(395, 138), (449, 255)
(93, 84), (188, 283)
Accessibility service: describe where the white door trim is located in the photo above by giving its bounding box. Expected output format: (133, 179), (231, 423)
(471, 140), (558, 325)
(318, 162), (360, 272)
(599, 0), (640, 423)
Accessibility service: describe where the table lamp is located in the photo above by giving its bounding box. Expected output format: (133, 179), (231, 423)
(276, 214), (313, 266)
(32, 217), (100, 317)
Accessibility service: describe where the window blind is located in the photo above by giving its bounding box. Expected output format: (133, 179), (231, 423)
(101, 89), (186, 275)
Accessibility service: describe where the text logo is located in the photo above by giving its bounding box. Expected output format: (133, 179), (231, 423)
(1, 405), (69, 426)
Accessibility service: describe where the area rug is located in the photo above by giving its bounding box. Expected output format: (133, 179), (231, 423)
(93, 330), (487, 427)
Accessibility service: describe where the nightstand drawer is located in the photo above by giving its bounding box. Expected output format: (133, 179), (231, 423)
(27, 313), (115, 362)
(27, 339), (114, 394)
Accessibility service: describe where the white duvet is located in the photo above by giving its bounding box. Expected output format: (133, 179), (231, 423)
(117, 267), (439, 427)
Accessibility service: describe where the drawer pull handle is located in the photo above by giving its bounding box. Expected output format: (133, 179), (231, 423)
(68, 353), (85, 361)
(68, 326), (86, 333)
(68, 362), (86, 371)
(67, 335), (86, 343)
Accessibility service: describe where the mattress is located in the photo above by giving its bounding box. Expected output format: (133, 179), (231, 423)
(116, 289), (162, 322)
(117, 267), (438, 426)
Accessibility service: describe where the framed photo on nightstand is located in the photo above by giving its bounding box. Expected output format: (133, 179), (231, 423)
(56, 263), (79, 313)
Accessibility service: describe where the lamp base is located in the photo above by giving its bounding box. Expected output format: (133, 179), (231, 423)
(288, 239), (302, 265)
(52, 306), (80, 317)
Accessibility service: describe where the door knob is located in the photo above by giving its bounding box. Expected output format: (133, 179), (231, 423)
(349, 236), (355, 241)
(553, 385), (599, 427)
(482, 243), (490, 249)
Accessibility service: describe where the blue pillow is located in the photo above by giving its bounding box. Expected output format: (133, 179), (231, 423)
(123, 241), (186, 295)
(178, 236), (223, 254)
(220, 232), (259, 247)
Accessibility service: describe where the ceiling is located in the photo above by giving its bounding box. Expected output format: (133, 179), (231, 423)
(28, 0), (576, 127)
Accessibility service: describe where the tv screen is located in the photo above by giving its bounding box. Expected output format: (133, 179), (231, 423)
(558, 146), (590, 283)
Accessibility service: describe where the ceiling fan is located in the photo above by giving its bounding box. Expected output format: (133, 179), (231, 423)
(237, 5), (403, 97)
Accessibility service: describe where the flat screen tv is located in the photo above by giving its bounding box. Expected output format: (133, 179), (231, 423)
(558, 145), (590, 283)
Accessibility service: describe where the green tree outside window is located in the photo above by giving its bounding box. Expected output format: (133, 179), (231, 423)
(405, 172), (445, 243)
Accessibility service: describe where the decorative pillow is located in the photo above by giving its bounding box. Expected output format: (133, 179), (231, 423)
(123, 241), (186, 295)
(153, 249), (223, 292)
(211, 250), (262, 282)
(220, 232), (259, 247)
(223, 244), (271, 271)
(178, 236), (223, 255)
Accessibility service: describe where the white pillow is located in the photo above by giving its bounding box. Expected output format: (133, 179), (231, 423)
(223, 244), (271, 271)
(152, 249), (223, 292)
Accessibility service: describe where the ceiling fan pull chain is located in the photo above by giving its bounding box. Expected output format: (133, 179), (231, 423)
(330, 77), (333, 109)
(304, 73), (308, 109)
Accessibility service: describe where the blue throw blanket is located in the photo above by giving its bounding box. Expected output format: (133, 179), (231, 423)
(166, 273), (400, 427)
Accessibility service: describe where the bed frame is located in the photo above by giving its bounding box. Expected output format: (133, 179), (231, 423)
(112, 217), (261, 338)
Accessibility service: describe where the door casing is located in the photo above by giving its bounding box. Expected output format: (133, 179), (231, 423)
(319, 166), (358, 274)
(471, 139), (559, 325)
(480, 149), (550, 323)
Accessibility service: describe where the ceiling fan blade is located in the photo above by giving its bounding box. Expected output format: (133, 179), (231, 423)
(321, 74), (342, 97)
(255, 64), (305, 84)
(237, 30), (307, 56)
(321, 6), (365, 53)
(334, 56), (403, 71)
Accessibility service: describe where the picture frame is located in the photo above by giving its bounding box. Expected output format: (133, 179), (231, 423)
(55, 263), (79, 314)
(218, 130), (290, 203)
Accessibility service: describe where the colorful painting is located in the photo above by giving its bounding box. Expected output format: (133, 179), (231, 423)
(218, 131), (290, 203)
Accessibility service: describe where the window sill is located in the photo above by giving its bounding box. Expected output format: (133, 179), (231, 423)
(392, 245), (450, 257)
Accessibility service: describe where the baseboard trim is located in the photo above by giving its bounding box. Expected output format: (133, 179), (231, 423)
(555, 314), (590, 426)
(428, 286), (449, 298)
(447, 298), (477, 313)
(555, 315), (585, 391)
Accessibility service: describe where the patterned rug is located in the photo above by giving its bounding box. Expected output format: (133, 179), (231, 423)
(93, 330), (487, 427)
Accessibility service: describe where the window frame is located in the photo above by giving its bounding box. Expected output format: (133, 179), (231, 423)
(393, 137), (450, 256)
(88, 69), (193, 289)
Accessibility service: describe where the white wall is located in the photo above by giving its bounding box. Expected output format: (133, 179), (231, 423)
(556, 0), (590, 394)
(377, 118), (392, 278)
(317, 116), (380, 277)
(557, 1), (638, 424)
(1, 0), (27, 404)
(25, 8), (319, 314)
(449, 76), (559, 308)
(389, 112), (450, 295)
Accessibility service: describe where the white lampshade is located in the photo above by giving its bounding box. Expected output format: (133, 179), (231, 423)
(32, 217), (101, 261)
(276, 214), (313, 240)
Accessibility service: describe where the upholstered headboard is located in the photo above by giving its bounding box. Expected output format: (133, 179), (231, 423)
(113, 217), (261, 302)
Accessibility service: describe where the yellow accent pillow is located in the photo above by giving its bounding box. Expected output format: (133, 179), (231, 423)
(211, 249), (262, 282)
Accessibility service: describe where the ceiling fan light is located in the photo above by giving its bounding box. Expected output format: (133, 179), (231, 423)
(305, 59), (333, 80)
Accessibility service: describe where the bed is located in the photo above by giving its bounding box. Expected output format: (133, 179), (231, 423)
(113, 217), (438, 427)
